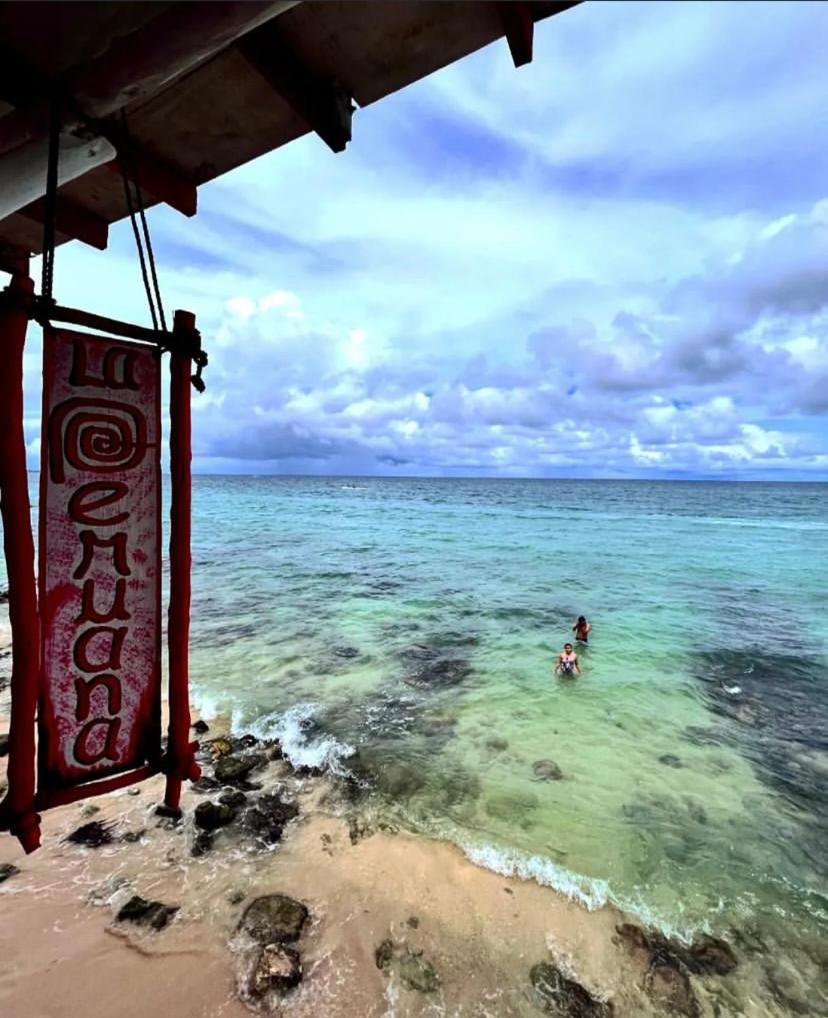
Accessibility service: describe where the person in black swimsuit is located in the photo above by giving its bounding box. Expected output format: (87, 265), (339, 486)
(555, 643), (581, 677)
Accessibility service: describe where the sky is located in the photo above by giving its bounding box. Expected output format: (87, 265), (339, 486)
(14, 0), (828, 479)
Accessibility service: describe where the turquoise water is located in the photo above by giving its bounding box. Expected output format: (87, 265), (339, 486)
(184, 477), (828, 955)
(3, 477), (826, 971)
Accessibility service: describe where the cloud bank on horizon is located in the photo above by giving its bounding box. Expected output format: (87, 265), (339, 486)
(20, 1), (828, 478)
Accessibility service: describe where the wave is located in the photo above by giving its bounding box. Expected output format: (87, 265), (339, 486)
(461, 839), (715, 942)
(242, 703), (355, 775)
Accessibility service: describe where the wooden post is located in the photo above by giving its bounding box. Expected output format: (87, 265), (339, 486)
(163, 309), (200, 811)
(0, 265), (42, 852)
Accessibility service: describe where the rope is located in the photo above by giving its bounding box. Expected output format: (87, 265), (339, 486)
(41, 91), (62, 306)
(118, 109), (167, 332)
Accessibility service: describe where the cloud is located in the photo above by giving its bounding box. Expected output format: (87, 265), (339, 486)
(8, 1), (827, 479)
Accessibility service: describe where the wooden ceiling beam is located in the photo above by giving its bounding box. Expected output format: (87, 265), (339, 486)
(498, 2), (535, 68)
(238, 24), (353, 154)
(17, 196), (108, 251)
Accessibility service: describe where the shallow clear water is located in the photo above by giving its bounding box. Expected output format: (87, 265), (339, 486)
(4, 477), (827, 956)
(180, 477), (828, 950)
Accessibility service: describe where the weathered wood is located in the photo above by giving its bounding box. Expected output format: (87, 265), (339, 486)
(18, 196), (109, 250)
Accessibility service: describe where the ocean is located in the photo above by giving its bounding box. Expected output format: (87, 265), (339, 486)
(184, 477), (827, 956)
(4, 476), (827, 972)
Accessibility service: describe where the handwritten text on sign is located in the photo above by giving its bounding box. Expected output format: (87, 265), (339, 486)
(39, 329), (161, 796)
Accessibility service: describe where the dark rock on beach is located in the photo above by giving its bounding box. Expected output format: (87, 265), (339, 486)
(219, 788), (248, 808)
(375, 938), (394, 970)
(191, 775), (221, 794)
(249, 943), (302, 996)
(0, 862), (20, 883)
(192, 719), (210, 734)
(529, 961), (613, 1017)
(191, 831), (214, 857)
(398, 949), (440, 993)
(66, 820), (116, 847)
(194, 800), (236, 831)
(533, 759), (563, 781)
(117, 895), (179, 931)
(238, 894), (309, 945)
(645, 960), (699, 1017)
(235, 734), (260, 750)
(215, 753), (266, 785)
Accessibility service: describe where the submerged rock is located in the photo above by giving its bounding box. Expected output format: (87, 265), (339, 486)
(238, 894), (308, 945)
(249, 943), (302, 995)
(485, 737), (509, 752)
(645, 961), (699, 1017)
(485, 788), (539, 821)
(190, 775), (221, 794)
(66, 820), (116, 847)
(0, 862), (20, 883)
(219, 788), (248, 808)
(116, 895), (179, 930)
(333, 645), (360, 659)
(533, 759), (564, 781)
(529, 961), (613, 1017)
(191, 831), (214, 857)
(243, 793), (300, 844)
(194, 801), (236, 831)
(658, 754), (683, 768)
(398, 949), (440, 993)
(616, 923), (738, 978)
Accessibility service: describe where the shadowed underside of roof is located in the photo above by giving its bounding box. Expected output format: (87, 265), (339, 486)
(0, 0), (580, 270)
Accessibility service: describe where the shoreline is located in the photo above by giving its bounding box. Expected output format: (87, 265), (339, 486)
(0, 702), (794, 1018)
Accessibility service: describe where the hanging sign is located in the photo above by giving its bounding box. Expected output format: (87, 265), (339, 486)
(38, 328), (162, 805)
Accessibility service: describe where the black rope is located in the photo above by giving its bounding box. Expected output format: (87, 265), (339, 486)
(41, 91), (62, 306)
(120, 110), (168, 333)
(118, 133), (159, 331)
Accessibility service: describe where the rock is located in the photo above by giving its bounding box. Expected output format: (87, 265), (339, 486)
(228, 889), (245, 905)
(191, 775), (221, 794)
(194, 801), (236, 831)
(243, 794), (299, 843)
(348, 816), (374, 844)
(645, 961), (699, 1017)
(249, 943), (302, 995)
(375, 938), (394, 970)
(219, 788), (248, 808)
(0, 733), (9, 757)
(378, 762), (426, 798)
(209, 737), (233, 757)
(235, 734), (260, 750)
(116, 895), (179, 931)
(121, 829), (145, 844)
(126, 787), (141, 797)
(66, 820), (116, 847)
(683, 935), (738, 976)
(81, 803), (101, 817)
(659, 754), (683, 768)
(616, 923), (737, 978)
(268, 741), (284, 761)
(215, 753), (265, 785)
(192, 719), (210, 734)
(529, 962), (613, 1017)
(238, 894), (308, 945)
(191, 831), (214, 857)
(0, 862), (20, 883)
(333, 645), (360, 659)
(533, 759), (563, 781)
(485, 789), (539, 821)
(407, 915), (420, 929)
(485, 737), (509, 751)
(398, 950), (440, 993)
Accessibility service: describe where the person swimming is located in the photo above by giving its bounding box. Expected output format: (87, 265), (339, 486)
(573, 615), (591, 644)
(555, 643), (581, 677)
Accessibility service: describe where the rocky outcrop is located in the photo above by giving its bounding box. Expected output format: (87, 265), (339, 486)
(116, 895), (179, 930)
(238, 894), (308, 945)
(529, 961), (613, 1017)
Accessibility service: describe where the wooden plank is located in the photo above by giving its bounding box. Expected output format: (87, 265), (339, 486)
(498, 2), (534, 68)
(18, 196), (109, 251)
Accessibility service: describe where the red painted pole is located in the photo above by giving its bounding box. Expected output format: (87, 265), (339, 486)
(163, 309), (200, 811)
(0, 265), (42, 852)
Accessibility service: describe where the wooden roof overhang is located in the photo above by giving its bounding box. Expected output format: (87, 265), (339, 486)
(0, 0), (580, 271)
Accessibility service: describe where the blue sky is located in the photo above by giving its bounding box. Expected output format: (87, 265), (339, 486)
(17, 1), (828, 478)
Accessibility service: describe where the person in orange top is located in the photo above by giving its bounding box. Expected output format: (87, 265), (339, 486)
(573, 615), (591, 644)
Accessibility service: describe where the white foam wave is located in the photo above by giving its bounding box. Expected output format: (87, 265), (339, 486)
(243, 703), (355, 775)
(462, 840), (715, 941)
(462, 842), (610, 911)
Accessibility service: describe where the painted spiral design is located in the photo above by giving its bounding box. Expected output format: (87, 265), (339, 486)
(48, 398), (147, 483)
